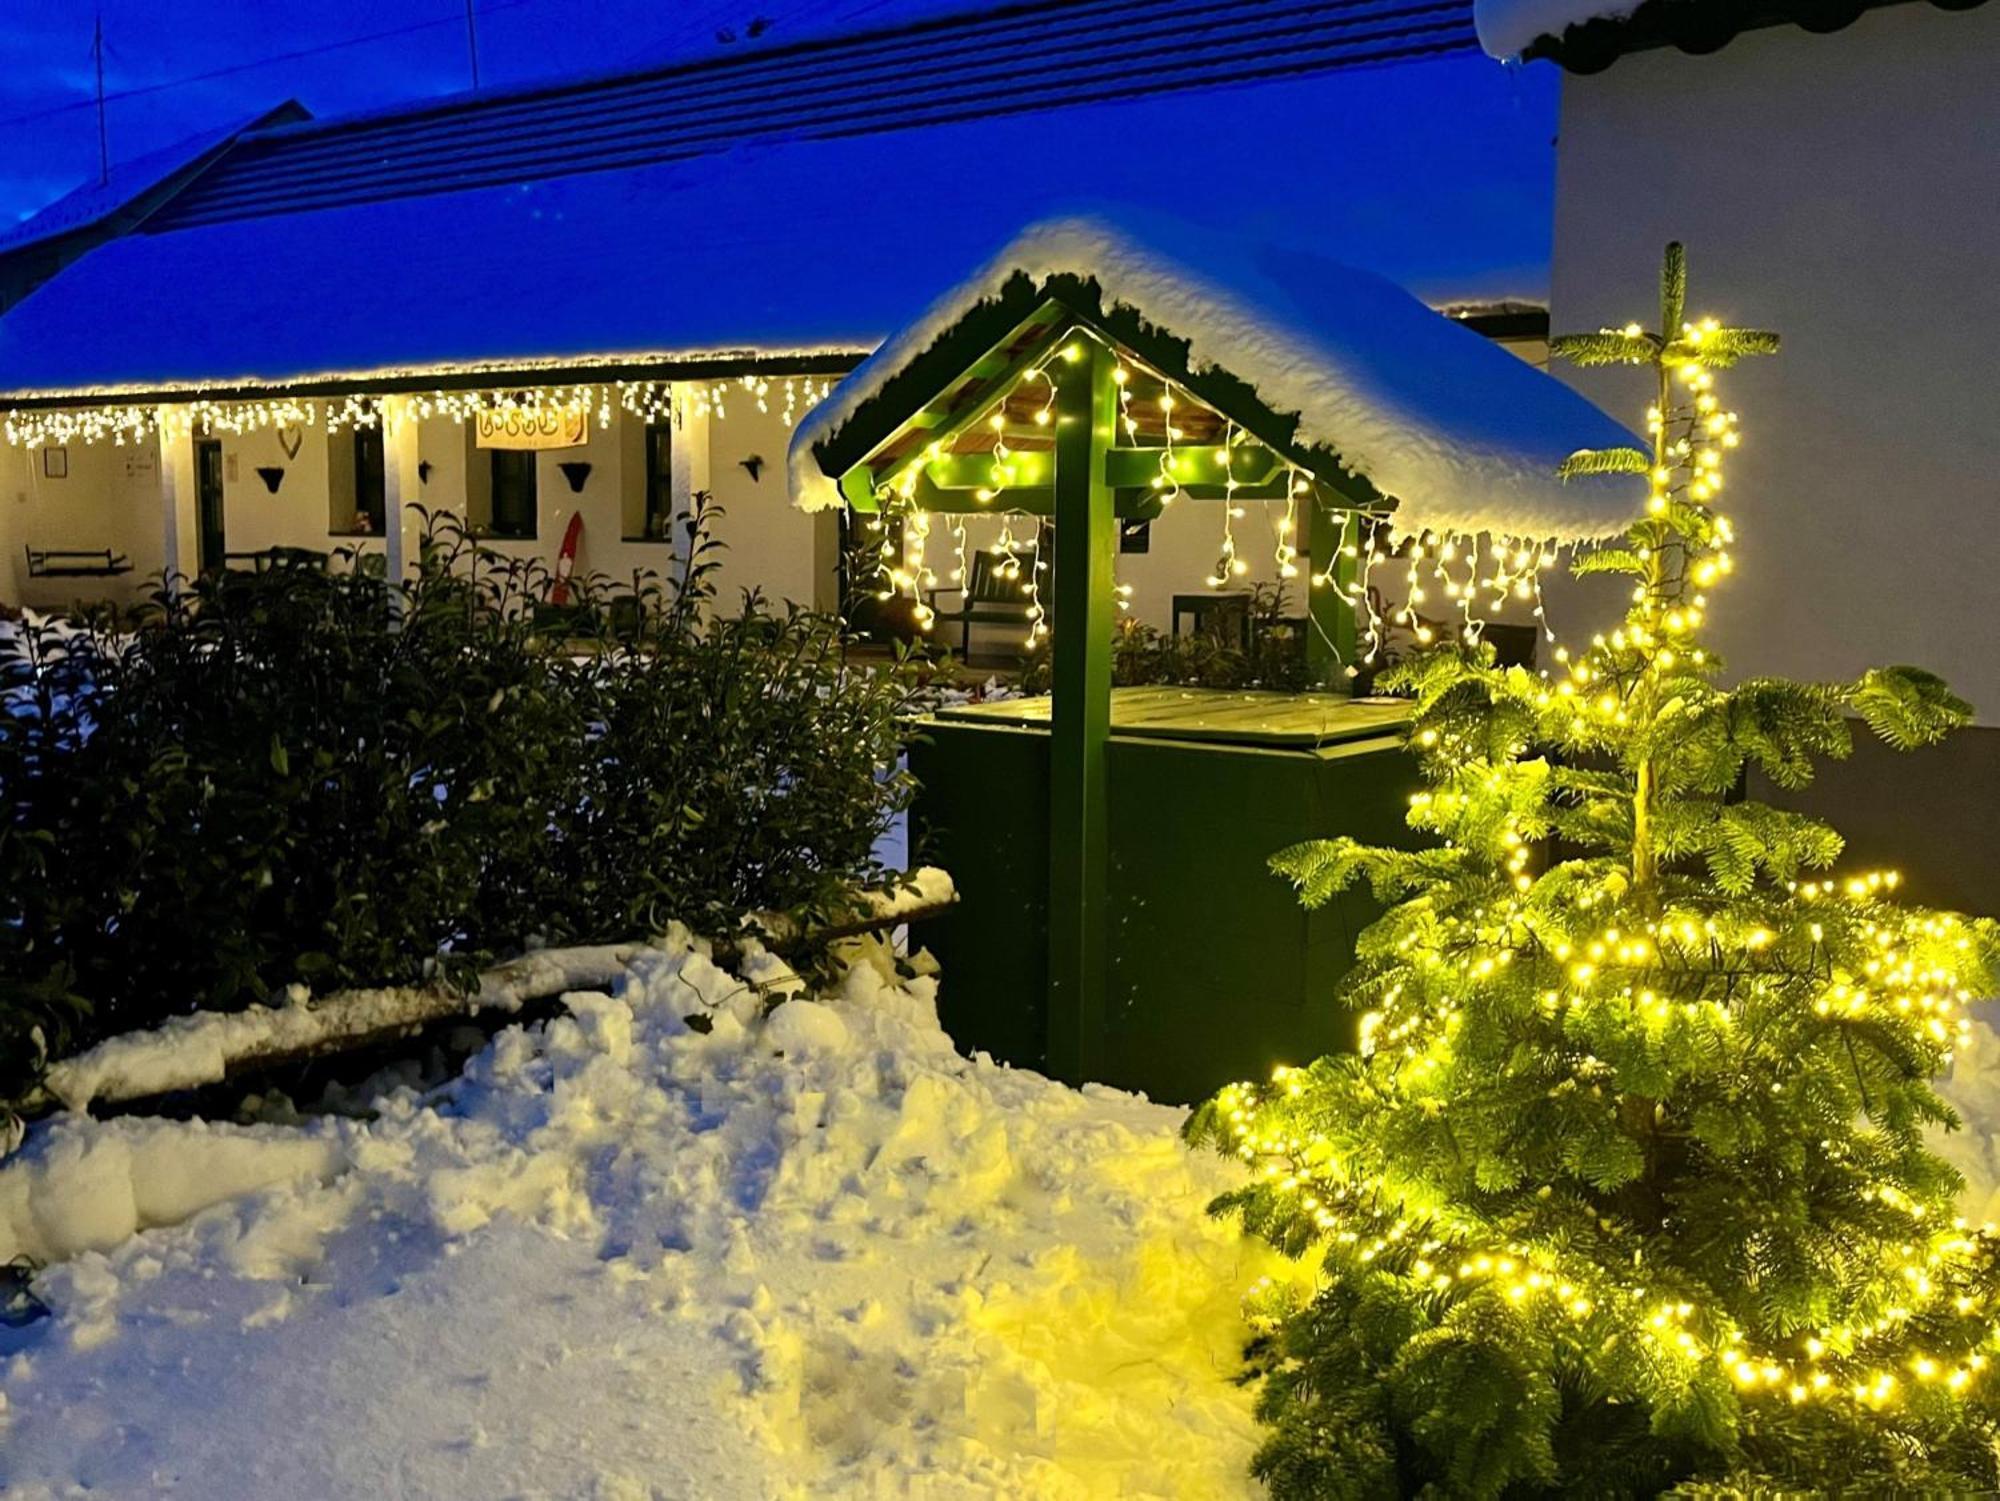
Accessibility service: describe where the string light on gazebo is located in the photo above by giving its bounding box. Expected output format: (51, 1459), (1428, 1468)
(836, 313), (1584, 675)
(1273, 476), (1304, 583)
(1206, 422), (1248, 590)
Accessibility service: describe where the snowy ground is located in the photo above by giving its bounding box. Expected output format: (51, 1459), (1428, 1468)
(1932, 1004), (2000, 1229)
(0, 934), (1284, 1500)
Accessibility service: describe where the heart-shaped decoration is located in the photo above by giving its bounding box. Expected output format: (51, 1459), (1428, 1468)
(277, 426), (304, 460)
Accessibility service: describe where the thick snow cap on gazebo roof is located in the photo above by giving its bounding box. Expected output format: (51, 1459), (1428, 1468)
(1473, 0), (1642, 59)
(790, 212), (1645, 542)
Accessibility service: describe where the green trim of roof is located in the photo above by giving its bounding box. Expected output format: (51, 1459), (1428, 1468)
(808, 270), (1384, 512)
(1528, 0), (1989, 72)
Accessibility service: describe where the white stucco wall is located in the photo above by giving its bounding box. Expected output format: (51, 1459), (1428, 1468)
(1545, 3), (2000, 718)
(704, 399), (826, 612)
(3, 437), (168, 612)
(4, 326), (1548, 646)
(211, 424), (334, 558)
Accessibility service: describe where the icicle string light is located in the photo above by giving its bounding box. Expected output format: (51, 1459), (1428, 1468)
(3, 376), (838, 452)
(1206, 422), (1247, 589)
(843, 322), (1567, 658)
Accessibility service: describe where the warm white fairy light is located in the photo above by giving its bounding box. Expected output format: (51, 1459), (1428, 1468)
(1212, 309), (2000, 1426)
(1024, 527), (1049, 649)
(1273, 475), (1303, 582)
(1206, 422), (1249, 589)
(904, 509), (937, 631)
(4, 376), (837, 453)
(832, 329), (1562, 672)
(1218, 869), (2000, 1416)
(947, 515), (971, 592)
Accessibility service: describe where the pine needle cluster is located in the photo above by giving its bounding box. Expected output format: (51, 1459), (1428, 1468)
(1191, 245), (2000, 1496)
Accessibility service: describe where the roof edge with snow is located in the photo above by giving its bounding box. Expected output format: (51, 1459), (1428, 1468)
(0, 345), (867, 411)
(0, 102), (312, 260)
(791, 214), (1646, 543)
(1475, 0), (1990, 70)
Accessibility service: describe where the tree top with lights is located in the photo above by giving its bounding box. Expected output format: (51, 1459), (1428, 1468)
(1193, 243), (2000, 1496)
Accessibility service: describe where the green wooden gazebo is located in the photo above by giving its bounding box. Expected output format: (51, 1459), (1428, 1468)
(792, 213), (1643, 1097)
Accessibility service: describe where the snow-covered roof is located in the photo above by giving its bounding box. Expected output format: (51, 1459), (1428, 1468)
(0, 104), (308, 258)
(791, 213), (1644, 542)
(140, 0), (1475, 234)
(0, 50), (1549, 402)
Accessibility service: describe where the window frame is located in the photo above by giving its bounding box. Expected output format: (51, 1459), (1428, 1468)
(486, 447), (538, 540)
(636, 419), (675, 542)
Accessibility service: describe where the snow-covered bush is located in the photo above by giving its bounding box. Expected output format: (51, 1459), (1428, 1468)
(0, 500), (915, 1104)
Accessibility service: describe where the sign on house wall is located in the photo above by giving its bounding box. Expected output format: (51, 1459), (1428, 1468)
(474, 408), (589, 450)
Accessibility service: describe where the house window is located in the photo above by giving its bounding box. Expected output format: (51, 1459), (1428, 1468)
(1119, 518), (1152, 555)
(328, 425), (388, 536)
(642, 421), (674, 540)
(487, 449), (537, 539)
(353, 428), (386, 534)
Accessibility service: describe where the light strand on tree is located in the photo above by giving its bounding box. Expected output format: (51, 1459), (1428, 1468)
(1193, 248), (2000, 1491)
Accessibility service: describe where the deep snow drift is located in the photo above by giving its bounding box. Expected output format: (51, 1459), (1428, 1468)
(8, 927), (2000, 1500)
(0, 933), (1283, 1500)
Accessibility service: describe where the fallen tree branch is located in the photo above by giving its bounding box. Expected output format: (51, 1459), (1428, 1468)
(18, 869), (955, 1124)
(732, 865), (960, 954)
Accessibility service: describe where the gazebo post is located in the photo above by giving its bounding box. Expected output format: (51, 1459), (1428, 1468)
(1045, 334), (1118, 1083)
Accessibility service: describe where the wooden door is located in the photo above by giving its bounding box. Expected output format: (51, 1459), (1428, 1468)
(194, 439), (225, 574)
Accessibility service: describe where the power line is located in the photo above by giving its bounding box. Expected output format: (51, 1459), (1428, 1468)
(0, 0), (545, 133)
(93, 13), (110, 185)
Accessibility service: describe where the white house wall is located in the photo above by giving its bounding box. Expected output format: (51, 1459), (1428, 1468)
(212, 423), (334, 557)
(1545, 3), (2000, 718)
(4, 386), (1345, 640)
(1544, 2), (2000, 911)
(704, 402), (824, 614)
(4, 435), (167, 612)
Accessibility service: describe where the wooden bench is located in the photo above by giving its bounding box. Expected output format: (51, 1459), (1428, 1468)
(222, 546), (330, 573)
(24, 546), (132, 579)
(926, 543), (1040, 658)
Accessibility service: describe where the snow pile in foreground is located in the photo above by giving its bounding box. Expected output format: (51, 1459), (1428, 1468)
(1473, 0), (1644, 60)
(0, 934), (1280, 1500)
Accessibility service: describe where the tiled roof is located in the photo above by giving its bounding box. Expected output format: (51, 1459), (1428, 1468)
(151, 0), (1477, 231)
(0, 104), (308, 255)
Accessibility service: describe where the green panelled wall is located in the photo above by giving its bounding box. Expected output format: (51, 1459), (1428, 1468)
(908, 687), (1419, 1105)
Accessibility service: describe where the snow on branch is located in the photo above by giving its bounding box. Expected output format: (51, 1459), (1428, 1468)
(31, 869), (956, 1118)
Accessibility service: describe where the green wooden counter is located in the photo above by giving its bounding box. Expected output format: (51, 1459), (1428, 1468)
(908, 687), (1418, 1104)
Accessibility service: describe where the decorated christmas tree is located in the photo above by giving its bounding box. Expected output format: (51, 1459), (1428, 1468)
(1191, 245), (2000, 1495)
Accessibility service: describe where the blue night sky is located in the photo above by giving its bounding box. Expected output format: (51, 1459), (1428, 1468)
(0, 1), (1559, 297)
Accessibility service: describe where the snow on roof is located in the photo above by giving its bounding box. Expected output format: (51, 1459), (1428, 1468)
(0, 62), (1552, 401)
(791, 212), (1645, 542)
(0, 105), (306, 257)
(151, 0), (1474, 236)
(1474, 0), (1972, 62)
(1475, 0), (1641, 58)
